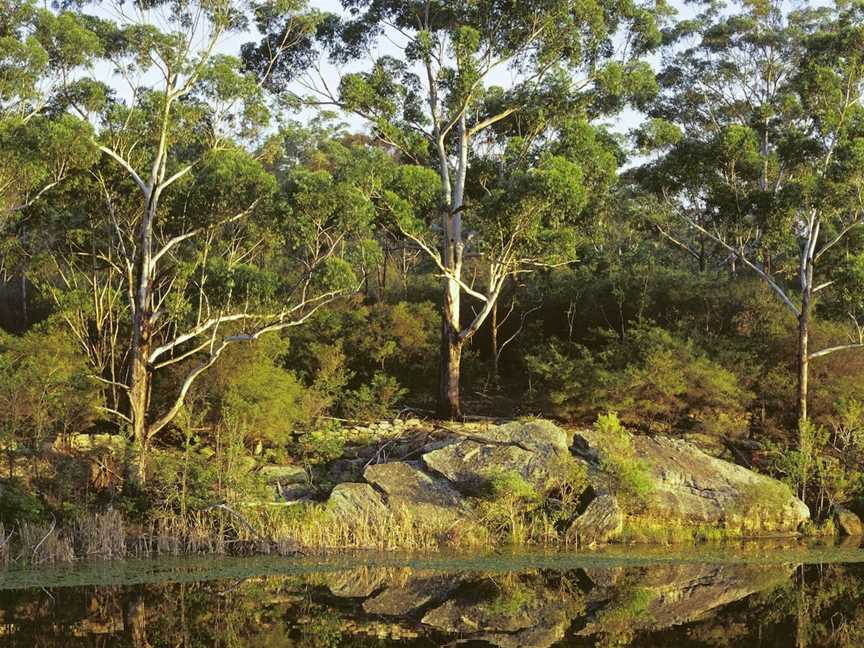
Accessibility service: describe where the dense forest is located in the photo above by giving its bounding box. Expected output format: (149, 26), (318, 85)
(2, 0), (864, 554)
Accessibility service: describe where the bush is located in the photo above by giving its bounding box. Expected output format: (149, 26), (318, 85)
(293, 421), (347, 474)
(0, 478), (45, 523)
(543, 454), (590, 524)
(766, 418), (864, 520)
(594, 412), (654, 510)
(526, 323), (752, 437)
(478, 469), (541, 544)
(342, 372), (407, 421)
(0, 326), (102, 472)
(476, 459), (590, 545)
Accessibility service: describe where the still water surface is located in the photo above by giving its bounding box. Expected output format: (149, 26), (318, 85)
(1, 541), (863, 647)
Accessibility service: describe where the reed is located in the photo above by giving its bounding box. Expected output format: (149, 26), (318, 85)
(621, 516), (737, 544)
(73, 510), (127, 559)
(17, 520), (75, 565)
(0, 523), (10, 567)
(238, 503), (492, 552)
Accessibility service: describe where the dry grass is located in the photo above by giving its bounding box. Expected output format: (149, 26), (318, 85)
(0, 523), (11, 566)
(17, 520), (75, 565)
(240, 503), (492, 552)
(73, 510), (127, 559)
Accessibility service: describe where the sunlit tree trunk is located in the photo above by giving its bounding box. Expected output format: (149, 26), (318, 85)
(490, 298), (500, 389)
(437, 116), (469, 419)
(797, 299), (810, 430)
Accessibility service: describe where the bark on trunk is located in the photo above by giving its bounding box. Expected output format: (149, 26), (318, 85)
(797, 248), (814, 504)
(798, 305), (809, 430)
(798, 246), (814, 433)
(490, 298), (499, 388)
(129, 188), (155, 485)
(128, 333), (151, 485)
(438, 273), (463, 419)
(438, 328), (463, 420)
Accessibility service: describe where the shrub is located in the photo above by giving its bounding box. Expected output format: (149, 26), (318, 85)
(0, 478), (44, 523)
(731, 480), (797, 533)
(0, 326), (102, 474)
(594, 412), (654, 510)
(766, 418), (863, 520)
(478, 469), (542, 544)
(543, 454), (590, 524)
(526, 324), (752, 437)
(342, 372), (407, 421)
(293, 421), (347, 475)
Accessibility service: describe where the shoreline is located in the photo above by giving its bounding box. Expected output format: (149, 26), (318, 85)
(2, 539), (864, 591)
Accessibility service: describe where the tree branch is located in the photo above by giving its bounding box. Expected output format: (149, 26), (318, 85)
(467, 106), (518, 138)
(679, 213), (799, 316)
(97, 146), (148, 194)
(809, 344), (864, 360)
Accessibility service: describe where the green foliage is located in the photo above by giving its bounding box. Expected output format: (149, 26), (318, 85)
(527, 324), (752, 437)
(544, 454), (590, 522)
(145, 445), (222, 514)
(767, 415), (864, 520)
(594, 413), (653, 510)
(212, 338), (313, 445)
(342, 373), (407, 421)
(0, 326), (101, 466)
(476, 455), (589, 545)
(293, 421), (347, 472)
(0, 478), (44, 523)
(478, 469), (541, 544)
(732, 479), (797, 533)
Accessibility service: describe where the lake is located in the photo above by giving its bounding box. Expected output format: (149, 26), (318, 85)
(1, 540), (863, 646)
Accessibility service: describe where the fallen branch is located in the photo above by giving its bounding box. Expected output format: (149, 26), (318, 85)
(202, 503), (264, 541)
(31, 515), (57, 561)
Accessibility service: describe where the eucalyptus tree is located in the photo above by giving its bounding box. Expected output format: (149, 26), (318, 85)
(0, 0), (99, 322)
(634, 0), (864, 433)
(251, 0), (664, 418)
(26, 0), (375, 482)
(0, 1), (98, 220)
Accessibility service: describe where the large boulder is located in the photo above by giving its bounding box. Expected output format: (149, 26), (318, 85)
(834, 506), (864, 536)
(422, 420), (573, 495)
(423, 441), (555, 494)
(566, 494), (623, 546)
(573, 429), (810, 533)
(328, 482), (387, 517)
(363, 461), (467, 518)
(467, 419), (571, 454)
(260, 464), (306, 484)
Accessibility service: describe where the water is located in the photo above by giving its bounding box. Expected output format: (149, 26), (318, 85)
(1, 540), (863, 647)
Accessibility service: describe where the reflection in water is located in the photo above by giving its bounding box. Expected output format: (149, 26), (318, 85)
(1, 560), (864, 646)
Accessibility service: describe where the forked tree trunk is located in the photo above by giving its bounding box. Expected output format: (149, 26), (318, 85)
(435, 116), (467, 420)
(128, 180), (157, 485)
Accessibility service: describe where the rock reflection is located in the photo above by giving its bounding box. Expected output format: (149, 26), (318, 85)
(1, 559), (863, 646)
